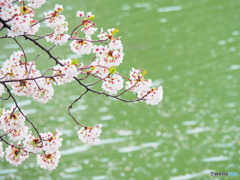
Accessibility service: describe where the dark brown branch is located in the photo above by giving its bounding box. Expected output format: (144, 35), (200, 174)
(0, 136), (36, 154)
(70, 23), (83, 37)
(68, 89), (89, 127)
(13, 38), (28, 71)
(3, 84), (43, 142)
(0, 75), (63, 84)
(23, 35), (63, 66)
(74, 77), (148, 103)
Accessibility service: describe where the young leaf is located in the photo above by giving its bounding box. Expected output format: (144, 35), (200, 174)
(72, 59), (79, 65)
(108, 66), (117, 74)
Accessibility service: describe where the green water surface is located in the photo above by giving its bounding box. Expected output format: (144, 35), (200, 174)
(0, 0), (240, 179)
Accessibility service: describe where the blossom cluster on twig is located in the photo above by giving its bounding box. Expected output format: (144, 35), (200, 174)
(0, 0), (163, 170)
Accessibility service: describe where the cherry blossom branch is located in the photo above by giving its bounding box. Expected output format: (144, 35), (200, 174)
(69, 37), (109, 44)
(0, 136), (20, 150)
(0, 130), (12, 138)
(0, 91), (11, 100)
(13, 37), (28, 71)
(70, 23), (83, 37)
(0, 136), (36, 154)
(3, 84), (43, 142)
(23, 35), (64, 66)
(0, 74), (64, 84)
(74, 77), (149, 103)
(0, 3), (163, 169)
(0, 17), (11, 29)
(0, 35), (12, 39)
(68, 89), (89, 127)
(115, 81), (139, 97)
(86, 73), (110, 87)
(30, 16), (56, 29)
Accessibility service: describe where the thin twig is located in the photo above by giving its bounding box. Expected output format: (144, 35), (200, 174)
(68, 89), (89, 127)
(3, 84), (43, 142)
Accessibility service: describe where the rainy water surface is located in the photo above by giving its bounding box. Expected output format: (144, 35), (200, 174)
(0, 0), (240, 179)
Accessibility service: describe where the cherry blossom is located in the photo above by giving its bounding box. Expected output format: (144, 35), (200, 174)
(44, 4), (69, 45)
(76, 10), (84, 17)
(90, 63), (109, 78)
(0, 0), (13, 9)
(0, 108), (26, 132)
(52, 59), (79, 85)
(126, 68), (152, 92)
(5, 145), (29, 166)
(97, 28), (119, 40)
(79, 11), (97, 36)
(109, 38), (123, 50)
(92, 45), (123, 68)
(8, 126), (29, 142)
(70, 39), (93, 55)
(45, 33), (70, 46)
(23, 133), (42, 153)
(40, 129), (62, 153)
(78, 124), (103, 145)
(102, 74), (124, 95)
(0, 108), (29, 141)
(0, 4), (20, 21)
(0, 51), (54, 103)
(31, 78), (54, 104)
(137, 86), (163, 105)
(0, 2), (38, 37)
(27, 19), (40, 35)
(27, 0), (46, 9)
(7, 14), (33, 37)
(37, 151), (61, 171)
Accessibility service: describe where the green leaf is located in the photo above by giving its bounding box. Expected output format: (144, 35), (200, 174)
(72, 59), (79, 65)
(90, 66), (96, 71)
(142, 70), (147, 77)
(108, 66), (117, 74)
(112, 28), (119, 35)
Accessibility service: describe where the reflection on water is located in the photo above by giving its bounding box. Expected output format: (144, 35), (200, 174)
(0, 169), (17, 175)
(169, 169), (213, 180)
(118, 141), (161, 153)
(186, 127), (210, 134)
(61, 145), (89, 156)
(202, 156), (230, 162)
(158, 6), (182, 13)
(100, 115), (113, 121)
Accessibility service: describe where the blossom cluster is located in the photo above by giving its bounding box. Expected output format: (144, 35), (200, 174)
(0, 107), (63, 170)
(44, 4), (70, 45)
(52, 59), (79, 85)
(69, 12), (163, 103)
(0, 51), (54, 103)
(0, 0), (45, 37)
(0, 0), (163, 171)
(78, 125), (103, 145)
(0, 107), (28, 142)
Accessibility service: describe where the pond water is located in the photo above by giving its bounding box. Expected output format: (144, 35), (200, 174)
(0, 0), (240, 179)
